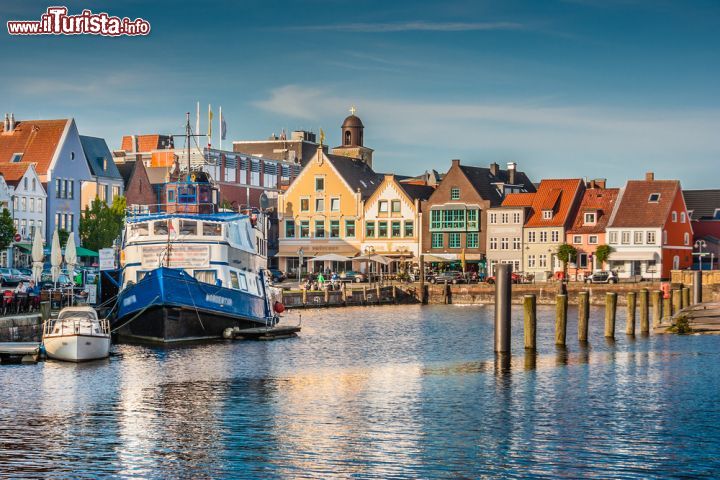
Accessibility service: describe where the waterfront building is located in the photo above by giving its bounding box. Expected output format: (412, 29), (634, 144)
(233, 129), (322, 171)
(606, 173), (693, 280)
(565, 180), (619, 279)
(117, 155), (157, 211)
(329, 110), (374, 168)
(361, 174), (434, 272)
(421, 159), (535, 270)
(79, 135), (124, 207)
(486, 193), (535, 275)
(682, 189), (720, 270)
(512, 178), (585, 281)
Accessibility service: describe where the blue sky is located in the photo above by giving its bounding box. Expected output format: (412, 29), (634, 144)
(2, 0), (719, 187)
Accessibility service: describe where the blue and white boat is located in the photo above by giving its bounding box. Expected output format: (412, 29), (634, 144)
(113, 115), (280, 344)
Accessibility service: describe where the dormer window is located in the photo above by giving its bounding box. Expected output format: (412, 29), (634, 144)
(584, 212), (596, 224)
(648, 193), (660, 202)
(11, 153), (22, 162)
(450, 187), (460, 200)
(542, 210), (553, 220)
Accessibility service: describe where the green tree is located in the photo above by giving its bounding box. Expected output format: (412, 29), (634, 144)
(556, 243), (578, 277)
(58, 229), (70, 246)
(594, 244), (613, 270)
(0, 208), (15, 252)
(80, 196), (126, 252)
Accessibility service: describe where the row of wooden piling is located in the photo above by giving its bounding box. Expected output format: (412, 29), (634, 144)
(522, 286), (695, 349)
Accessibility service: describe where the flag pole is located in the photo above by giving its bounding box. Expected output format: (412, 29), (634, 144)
(195, 101), (200, 153)
(219, 106), (223, 151)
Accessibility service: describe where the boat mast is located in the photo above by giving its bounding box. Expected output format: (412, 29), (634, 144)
(186, 112), (191, 181)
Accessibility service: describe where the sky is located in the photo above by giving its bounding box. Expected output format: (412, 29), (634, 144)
(1, 0), (719, 187)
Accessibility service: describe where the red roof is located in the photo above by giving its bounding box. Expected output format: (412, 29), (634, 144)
(568, 187), (619, 234)
(0, 119), (68, 176)
(120, 134), (172, 152)
(608, 180), (680, 228)
(0, 163), (33, 185)
(501, 192), (535, 207)
(524, 179), (584, 228)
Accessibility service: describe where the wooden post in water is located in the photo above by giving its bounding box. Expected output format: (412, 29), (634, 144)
(639, 289), (649, 334)
(523, 294), (536, 350)
(342, 285), (348, 305)
(324, 287), (330, 305)
(376, 283), (381, 304)
(652, 290), (662, 328)
(626, 292), (636, 336)
(443, 280), (449, 304)
(578, 291), (589, 342)
(392, 285), (397, 303)
(681, 287), (690, 309)
(301, 288), (307, 306)
(692, 270), (702, 305)
(671, 289), (681, 315)
(663, 295), (671, 323)
(363, 285), (368, 304)
(419, 254), (426, 304)
(494, 264), (512, 354)
(40, 301), (51, 323)
(605, 292), (617, 338)
(555, 294), (568, 346)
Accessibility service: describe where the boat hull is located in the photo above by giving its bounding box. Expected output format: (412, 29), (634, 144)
(114, 267), (271, 344)
(44, 334), (110, 362)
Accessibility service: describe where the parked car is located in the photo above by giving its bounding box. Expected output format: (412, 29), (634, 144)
(0, 268), (22, 287)
(268, 268), (287, 283)
(486, 272), (522, 284)
(340, 271), (368, 283)
(584, 271), (618, 284)
(430, 271), (466, 284)
(16, 268), (33, 279)
(11, 268), (32, 282)
(39, 272), (74, 290)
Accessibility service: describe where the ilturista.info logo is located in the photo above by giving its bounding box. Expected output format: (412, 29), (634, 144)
(7, 6), (150, 36)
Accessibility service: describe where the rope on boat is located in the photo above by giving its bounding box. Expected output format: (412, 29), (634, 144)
(110, 295), (160, 333)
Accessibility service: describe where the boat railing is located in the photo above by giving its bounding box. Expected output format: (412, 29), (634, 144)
(126, 202), (218, 218)
(43, 317), (111, 337)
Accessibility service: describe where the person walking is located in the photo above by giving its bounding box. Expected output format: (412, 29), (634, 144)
(317, 272), (325, 288)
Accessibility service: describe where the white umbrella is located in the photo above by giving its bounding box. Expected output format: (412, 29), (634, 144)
(50, 229), (62, 285)
(65, 233), (77, 284)
(310, 253), (352, 262)
(31, 226), (44, 283)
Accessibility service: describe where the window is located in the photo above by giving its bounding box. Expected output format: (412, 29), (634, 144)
(378, 221), (388, 238)
(66, 214), (73, 231)
(539, 254), (547, 268)
(684, 232), (690, 245)
(20, 197), (26, 211)
(450, 187), (460, 200)
(539, 231), (547, 243)
(71, 151), (75, 160)
(237, 272), (249, 290)
(330, 198), (340, 211)
(609, 231), (618, 244)
(11, 153), (22, 163)
(404, 221), (414, 237)
(167, 189), (175, 202)
(588, 235), (598, 245)
(648, 193), (660, 203)
(513, 212), (521, 224)
(194, 270), (217, 285)
(330, 220), (340, 238)
(672, 211), (677, 222)
(202, 222), (222, 236)
(680, 212), (686, 223)
(300, 198), (309, 212)
(528, 255), (536, 268)
(378, 200), (388, 214)
(431, 233), (443, 249)
(490, 237), (498, 250)
(315, 176), (324, 192)
(153, 220), (169, 236)
(313, 198), (324, 212)
(430, 209), (479, 231)
(38, 220), (43, 235)
(449, 233), (461, 248)
(500, 237), (509, 250)
(543, 210), (553, 219)
(662, 230), (667, 245)
(345, 220), (355, 238)
(38, 201), (43, 213)
(647, 231), (656, 244)
(391, 200), (401, 214)
(365, 221), (375, 238)
(112, 185), (121, 199)
(179, 220), (197, 235)
(501, 213), (509, 224)
(132, 223), (149, 237)
(621, 231), (631, 244)
(578, 253), (588, 269)
(551, 231), (559, 242)
(314, 220), (325, 238)
(513, 237), (521, 250)
(573, 235), (582, 244)
(584, 212), (596, 224)
(24, 178), (28, 190)
(136, 271), (149, 283)
(98, 183), (107, 202)
(230, 272), (240, 290)
(300, 221), (310, 238)
(634, 231), (643, 244)
(467, 232), (479, 248)
(391, 221), (401, 238)
(467, 209), (478, 229)
(489, 213), (497, 224)
(528, 231), (536, 243)
(68, 180), (74, 199)
(32, 179), (36, 191)
(285, 220), (295, 238)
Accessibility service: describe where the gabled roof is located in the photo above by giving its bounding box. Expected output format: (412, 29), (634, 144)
(683, 189), (720, 220)
(568, 187), (620, 234)
(0, 119), (69, 175)
(608, 180), (680, 228)
(120, 134), (173, 152)
(80, 135), (122, 179)
(501, 192), (535, 207)
(0, 163), (35, 185)
(458, 164), (535, 207)
(326, 154), (382, 200)
(399, 183), (435, 202)
(116, 161), (136, 187)
(524, 179), (584, 228)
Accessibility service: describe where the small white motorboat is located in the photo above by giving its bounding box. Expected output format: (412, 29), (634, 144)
(43, 306), (111, 362)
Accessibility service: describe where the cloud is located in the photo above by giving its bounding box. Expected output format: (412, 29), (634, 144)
(288, 21), (524, 33)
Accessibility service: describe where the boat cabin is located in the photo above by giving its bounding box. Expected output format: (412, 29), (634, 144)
(164, 172), (218, 214)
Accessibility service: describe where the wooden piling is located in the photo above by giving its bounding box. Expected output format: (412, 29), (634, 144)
(40, 301), (50, 323)
(376, 283), (381, 304)
(419, 254), (426, 305)
(342, 286), (348, 304)
(626, 292), (636, 336)
(324, 288), (330, 304)
(639, 289), (649, 334)
(652, 290), (662, 328)
(443, 280), (449, 304)
(681, 287), (690, 309)
(301, 288), (307, 306)
(605, 292), (617, 338)
(663, 295), (671, 323)
(555, 294), (568, 346)
(671, 289), (681, 315)
(578, 291), (589, 342)
(392, 285), (397, 302)
(362, 285), (368, 304)
(523, 294), (536, 350)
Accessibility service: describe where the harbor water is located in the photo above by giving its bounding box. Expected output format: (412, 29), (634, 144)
(2, 304), (720, 478)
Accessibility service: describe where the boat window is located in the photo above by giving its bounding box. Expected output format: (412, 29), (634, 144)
(199, 186), (211, 204)
(237, 272), (248, 290)
(153, 220), (168, 236)
(137, 271), (149, 282)
(179, 220), (197, 235)
(167, 189), (176, 203)
(202, 222), (222, 236)
(230, 271), (240, 289)
(58, 311), (95, 321)
(178, 186), (197, 204)
(132, 223), (149, 237)
(194, 269), (217, 284)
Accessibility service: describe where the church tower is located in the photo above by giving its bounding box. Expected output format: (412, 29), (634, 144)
(331, 106), (374, 167)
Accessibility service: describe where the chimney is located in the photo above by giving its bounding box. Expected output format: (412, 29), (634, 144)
(489, 162), (499, 176)
(8, 113), (15, 132)
(451, 159), (461, 167)
(645, 172), (654, 182)
(3, 114), (8, 133)
(595, 178), (606, 189)
(507, 162), (517, 185)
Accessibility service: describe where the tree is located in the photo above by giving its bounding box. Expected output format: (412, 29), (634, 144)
(79, 196), (126, 252)
(556, 243), (578, 278)
(58, 229), (70, 246)
(594, 244), (613, 270)
(0, 208), (15, 252)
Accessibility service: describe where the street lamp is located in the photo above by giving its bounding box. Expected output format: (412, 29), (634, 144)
(695, 240), (707, 271)
(297, 247), (304, 283)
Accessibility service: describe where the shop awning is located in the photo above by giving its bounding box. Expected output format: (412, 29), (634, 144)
(14, 243), (33, 254)
(76, 246), (98, 257)
(422, 253), (458, 262)
(608, 250), (659, 261)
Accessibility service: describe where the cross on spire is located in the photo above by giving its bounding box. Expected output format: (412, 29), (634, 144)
(349, 105), (357, 116)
